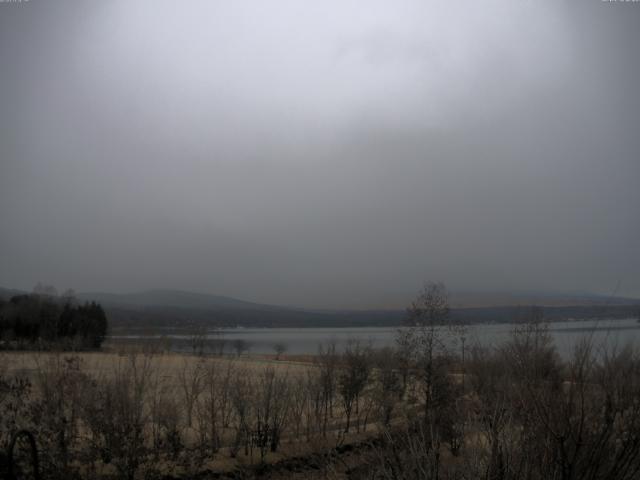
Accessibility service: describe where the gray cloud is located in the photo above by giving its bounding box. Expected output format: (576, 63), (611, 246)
(1, 0), (639, 308)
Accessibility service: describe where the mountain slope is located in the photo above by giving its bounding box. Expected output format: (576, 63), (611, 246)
(77, 289), (282, 311)
(2, 286), (638, 328)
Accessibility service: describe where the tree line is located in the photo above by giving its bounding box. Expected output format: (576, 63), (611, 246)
(0, 285), (108, 350)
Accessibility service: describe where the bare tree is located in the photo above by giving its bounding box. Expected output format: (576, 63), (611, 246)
(403, 281), (452, 416)
(372, 347), (403, 426)
(316, 341), (338, 437)
(338, 340), (370, 433)
(188, 325), (208, 356)
(233, 339), (249, 357)
(194, 358), (235, 456)
(80, 354), (154, 480)
(29, 354), (89, 478)
(391, 281), (461, 471)
(303, 368), (324, 441)
(155, 396), (183, 461)
(229, 368), (253, 458)
(289, 374), (310, 439)
(273, 342), (287, 360)
(253, 367), (292, 460)
(178, 358), (205, 428)
(210, 328), (226, 356)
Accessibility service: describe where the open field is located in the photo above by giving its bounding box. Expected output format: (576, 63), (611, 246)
(1, 351), (313, 380)
(0, 348), (400, 479)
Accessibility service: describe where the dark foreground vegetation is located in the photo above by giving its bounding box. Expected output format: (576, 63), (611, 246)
(1, 283), (640, 479)
(0, 286), (108, 350)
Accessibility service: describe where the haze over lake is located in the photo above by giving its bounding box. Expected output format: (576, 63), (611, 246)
(113, 318), (640, 358)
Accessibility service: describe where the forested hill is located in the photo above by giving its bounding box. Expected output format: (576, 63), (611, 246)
(103, 304), (640, 329)
(71, 289), (640, 328)
(1, 287), (638, 329)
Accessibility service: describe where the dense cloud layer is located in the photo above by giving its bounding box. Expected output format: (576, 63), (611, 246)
(1, 0), (639, 308)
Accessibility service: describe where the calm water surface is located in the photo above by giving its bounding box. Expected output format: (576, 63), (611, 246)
(114, 318), (640, 358)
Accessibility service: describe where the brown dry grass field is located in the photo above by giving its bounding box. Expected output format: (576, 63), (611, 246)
(0, 350), (312, 379)
(0, 349), (390, 479)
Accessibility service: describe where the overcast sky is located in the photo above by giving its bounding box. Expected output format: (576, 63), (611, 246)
(1, 0), (639, 308)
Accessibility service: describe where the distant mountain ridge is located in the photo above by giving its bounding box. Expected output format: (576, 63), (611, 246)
(1, 286), (638, 328)
(76, 289), (285, 311)
(78, 288), (640, 311)
(448, 291), (640, 308)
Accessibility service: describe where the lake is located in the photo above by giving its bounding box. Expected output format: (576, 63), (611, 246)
(112, 317), (640, 358)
